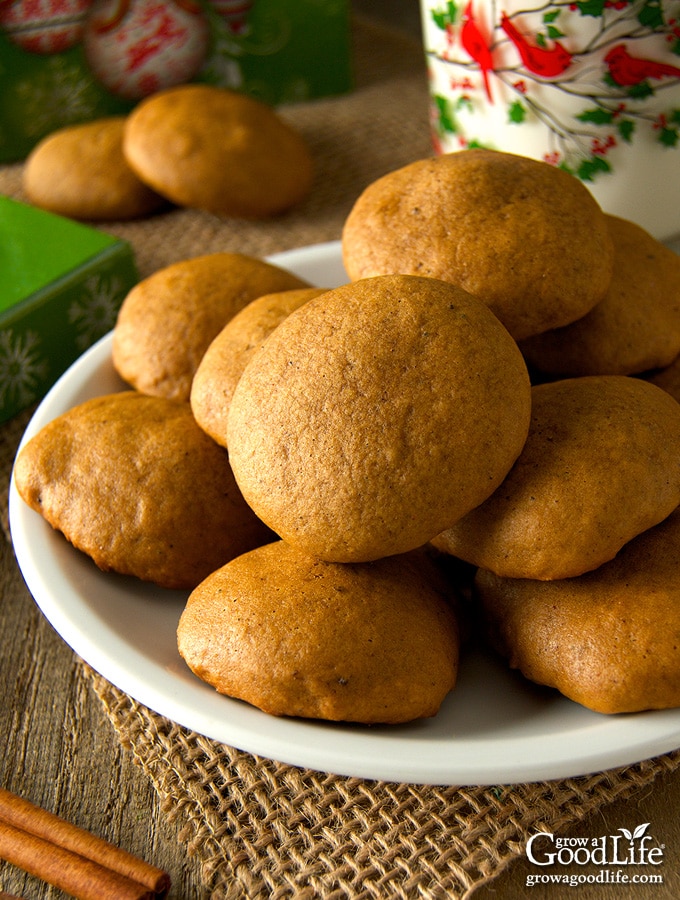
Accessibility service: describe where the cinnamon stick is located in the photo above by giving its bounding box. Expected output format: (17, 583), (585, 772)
(0, 819), (154, 900)
(0, 789), (170, 898)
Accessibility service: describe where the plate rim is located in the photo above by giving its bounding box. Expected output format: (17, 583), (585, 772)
(9, 240), (680, 786)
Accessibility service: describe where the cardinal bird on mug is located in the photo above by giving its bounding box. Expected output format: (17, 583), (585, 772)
(604, 43), (680, 86)
(461, 2), (496, 102)
(501, 12), (573, 77)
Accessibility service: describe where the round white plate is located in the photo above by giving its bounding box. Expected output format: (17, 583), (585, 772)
(9, 241), (680, 786)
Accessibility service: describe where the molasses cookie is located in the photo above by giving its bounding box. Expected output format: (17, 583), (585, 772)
(432, 376), (680, 580)
(476, 507), (680, 714)
(123, 84), (314, 217)
(520, 216), (680, 376)
(112, 252), (309, 401)
(227, 274), (532, 562)
(191, 287), (326, 447)
(646, 352), (680, 402)
(13, 392), (274, 590)
(23, 117), (165, 221)
(177, 541), (460, 723)
(341, 149), (614, 340)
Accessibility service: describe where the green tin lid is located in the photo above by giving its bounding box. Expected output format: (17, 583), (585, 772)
(0, 196), (120, 312)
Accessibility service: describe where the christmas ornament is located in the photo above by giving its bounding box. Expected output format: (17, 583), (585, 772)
(83, 0), (210, 99)
(0, 0), (93, 54)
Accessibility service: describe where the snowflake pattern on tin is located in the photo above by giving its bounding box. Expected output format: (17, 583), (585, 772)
(0, 329), (49, 410)
(14, 54), (102, 138)
(69, 273), (125, 350)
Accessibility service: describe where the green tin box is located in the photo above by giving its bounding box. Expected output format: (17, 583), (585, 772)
(0, 196), (138, 422)
(0, 0), (353, 163)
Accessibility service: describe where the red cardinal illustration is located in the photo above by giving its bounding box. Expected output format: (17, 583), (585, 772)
(604, 43), (680, 86)
(501, 12), (572, 78)
(461, 1), (495, 102)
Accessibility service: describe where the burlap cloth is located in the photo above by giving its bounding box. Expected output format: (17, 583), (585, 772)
(2, 15), (680, 899)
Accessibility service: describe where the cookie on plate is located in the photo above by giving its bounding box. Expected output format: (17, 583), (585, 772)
(432, 376), (680, 580)
(13, 392), (274, 590)
(177, 541), (460, 723)
(646, 352), (680, 402)
(23, 117), (165, 221)
(520, 216), (680, 376)
(112, 252), (309, 402)
(476, 507), (680, 714)
(227, 274), (531, 562)
(191, 287), (326, 447)
(341, 149), (614, 340)
(123, 84), (314, 217)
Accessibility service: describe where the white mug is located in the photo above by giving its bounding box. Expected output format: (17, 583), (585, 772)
(421, 0), (680, 240)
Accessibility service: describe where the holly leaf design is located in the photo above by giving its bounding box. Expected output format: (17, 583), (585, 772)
(637, 1), (664, 30)
(577, 155), (611, 181)
(628, 81), (654, 99)
(431, 1), (458, 30)
(658, 126), (679, 147)
(434, 94), (458, 134)
(603, 72), (655, 98)
(547, 26), (565, 39)
(508, 100), (526, 124)
(543, 10), (560, 23)
(671, 109), (680, 125)
(575, 0), (605, 17)
(467, 139), (493, 149)
(577, 108), (614, 124)
(618, 119), (635, 142)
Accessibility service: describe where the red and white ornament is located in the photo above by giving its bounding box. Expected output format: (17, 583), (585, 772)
(83, 0), (210, 99)
(209, 0), (252, 34)
(0, 0), (93, 54)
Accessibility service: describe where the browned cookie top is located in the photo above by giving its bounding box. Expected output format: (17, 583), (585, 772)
(342, 149), (614, 340)
(433, 375), (680, 580)
(520, 215), (680, 376)
(191, 287), (326, 447)
(227, 273), (531, 562)
(24, 117), (165, 221)
(14, 392), (273, 589)
(123, 84), (314, 218)
(476, 507), (680, 714)
(112, 252), (309, 402)
(178, 541), (459, 724)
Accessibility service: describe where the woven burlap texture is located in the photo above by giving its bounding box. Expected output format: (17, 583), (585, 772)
(88, 672), (680, 900)
(4, 14), (680, 899)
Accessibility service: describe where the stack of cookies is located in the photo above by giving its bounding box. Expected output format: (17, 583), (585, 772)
(180, 270), (533, 722)
(22, 84), (314, 220)
(340, 149), (680, 716)
(14, 148), (680, 723)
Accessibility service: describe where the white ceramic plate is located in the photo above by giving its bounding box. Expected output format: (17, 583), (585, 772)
(9, 241), (680, 786)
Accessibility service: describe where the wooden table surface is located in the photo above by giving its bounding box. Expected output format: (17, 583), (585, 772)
(2, 3), (680, 898)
